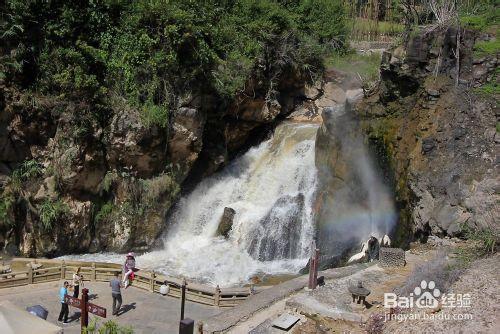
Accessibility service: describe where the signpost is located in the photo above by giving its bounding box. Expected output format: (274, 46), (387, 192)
(178, 279), (195, 334)
(65, 288), (106, 332)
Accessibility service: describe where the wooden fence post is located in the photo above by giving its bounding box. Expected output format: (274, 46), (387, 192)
(28, 264), (33, 284)
(60, 260), (66, 279)
(91, 262), (96, 281)
(150, 271), (155, 292)
(214, 285), (221, 306)
(197, 322), (203, 334)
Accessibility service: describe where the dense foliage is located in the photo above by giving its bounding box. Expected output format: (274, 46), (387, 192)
(1, 0), (347, 126)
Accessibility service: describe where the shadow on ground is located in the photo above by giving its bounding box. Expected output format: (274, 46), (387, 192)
(117, 302), (136, 316)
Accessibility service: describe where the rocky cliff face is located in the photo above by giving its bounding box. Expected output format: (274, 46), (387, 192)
(0, 69), (312, 256)
(354, 27), (498, 242)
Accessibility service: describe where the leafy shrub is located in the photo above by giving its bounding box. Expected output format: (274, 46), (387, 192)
(95, 202), (115, 224)
(9, 159), (43, 193)
(2, 0), (347, 127)
(141, 173), (179, 209)
(141, 102), (169, 128)
(37, 199), (68, 231)
(83, 319), (133, 334)
(101, 170), (119, 193)
(0, 191), (15, 226)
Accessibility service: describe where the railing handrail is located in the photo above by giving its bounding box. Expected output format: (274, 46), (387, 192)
(0, 258), (250, 307)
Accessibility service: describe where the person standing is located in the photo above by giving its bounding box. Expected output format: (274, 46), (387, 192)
(110, 271), (123, 315)
(72, 267), (83, 298)
(58, 281), (70, 323)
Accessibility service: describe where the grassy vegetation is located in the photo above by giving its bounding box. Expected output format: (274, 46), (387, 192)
(474, 82), (500, 96)
(325, 51), (381, 82)
(141, 173), (180, 210)
(473, 39), (500, 57)
(348, 17), (404, 40)
(452, 222), (498, 270)
(460, 0), (499, 32)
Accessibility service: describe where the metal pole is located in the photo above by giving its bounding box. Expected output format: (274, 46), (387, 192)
(180, 279), (186, 321)
(81, 288), (89, 332)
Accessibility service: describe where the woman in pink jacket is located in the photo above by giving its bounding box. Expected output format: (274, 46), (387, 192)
(122, 252), (136, 288)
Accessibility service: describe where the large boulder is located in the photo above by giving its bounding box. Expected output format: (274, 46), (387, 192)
(216, 207), (236, 238)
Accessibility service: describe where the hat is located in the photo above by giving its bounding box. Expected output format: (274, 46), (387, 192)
(127, 252), (135, 257)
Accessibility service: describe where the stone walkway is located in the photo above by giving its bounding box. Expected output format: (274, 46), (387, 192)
(0, 280), (221, 333)
(203, 262), (373, 333)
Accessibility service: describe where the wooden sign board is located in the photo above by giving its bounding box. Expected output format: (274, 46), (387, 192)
(64, 295), (82, 309)
(88, 302), (106, 318)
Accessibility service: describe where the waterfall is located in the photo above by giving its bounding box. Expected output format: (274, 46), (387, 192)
(137, 122), (319, 286)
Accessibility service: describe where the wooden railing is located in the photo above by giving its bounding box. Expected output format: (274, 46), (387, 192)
(0, 258), (251, 307)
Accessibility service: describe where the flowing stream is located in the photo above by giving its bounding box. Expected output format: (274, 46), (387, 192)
(65, 122), (319, 287)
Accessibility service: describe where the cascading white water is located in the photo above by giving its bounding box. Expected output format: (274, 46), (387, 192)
(64, 122), (319, 287)
(139, 122), (319, 286)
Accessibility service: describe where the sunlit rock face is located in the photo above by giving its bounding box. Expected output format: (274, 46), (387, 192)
(354, 27), (498, 241)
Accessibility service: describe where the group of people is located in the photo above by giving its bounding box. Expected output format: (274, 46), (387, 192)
(57, 252), (136, 324)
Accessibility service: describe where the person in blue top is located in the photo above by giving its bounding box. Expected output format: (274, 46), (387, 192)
(58, 281), (70, 323)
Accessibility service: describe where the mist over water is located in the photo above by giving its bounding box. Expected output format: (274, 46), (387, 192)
(315, 104), (396, 259)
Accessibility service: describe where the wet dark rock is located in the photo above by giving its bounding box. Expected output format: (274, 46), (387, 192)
(422, 138), (436, 153)
(216, 207), (236, 238)
(367, 236), (380, 261)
